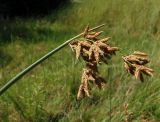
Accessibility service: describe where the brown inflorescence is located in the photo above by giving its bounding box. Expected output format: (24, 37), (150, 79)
(69, 25), (119, 99)
(122, 51), (154, 82)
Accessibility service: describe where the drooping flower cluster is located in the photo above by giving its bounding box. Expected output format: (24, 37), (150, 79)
(122, 51), (154, 82)
(69, 25), (119, 99)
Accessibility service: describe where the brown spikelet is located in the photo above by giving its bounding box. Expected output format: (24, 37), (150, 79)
(133, 51), (148, 57)
(99, 37), (111, 43)
(107, 47), (119, 55)
(85, 31), (103, 40)
(133, 64), (154, 77)
(94, 31), (103, 37)
(81, 40), (92, 48)
(122, 51), (153, 82)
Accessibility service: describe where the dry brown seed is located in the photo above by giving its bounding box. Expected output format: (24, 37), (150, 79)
(81, 41), (92, 48)
(107, 47), (119, 53)
(99, 37), (111, 43)
(133, 51), (148, 56)
(85, 31), (103, 40)
(94, 31), (103, 37)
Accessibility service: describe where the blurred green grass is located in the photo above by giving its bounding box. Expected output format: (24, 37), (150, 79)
(0, 0), (160, 121)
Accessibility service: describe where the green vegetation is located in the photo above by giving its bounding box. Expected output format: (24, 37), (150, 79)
(0, 0), (160, 121)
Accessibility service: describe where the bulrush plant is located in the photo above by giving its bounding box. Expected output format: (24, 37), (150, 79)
(69, 25), (119, 99)
(122, 51), (154, 82)
(69, 26), (154, 100)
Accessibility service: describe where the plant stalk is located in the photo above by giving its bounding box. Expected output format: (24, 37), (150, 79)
(0, 24), (105, 96)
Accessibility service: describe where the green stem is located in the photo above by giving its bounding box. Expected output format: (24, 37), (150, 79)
(0, 24), (105, 96)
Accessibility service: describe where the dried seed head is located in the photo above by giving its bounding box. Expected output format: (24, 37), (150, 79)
(133, 51), (147, 57)
(70, 25), (119, 99)
(85, 31), (103, 41)
(122, 51), (153, 82)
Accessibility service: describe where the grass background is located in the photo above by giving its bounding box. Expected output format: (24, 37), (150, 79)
(0, 0), (160, 121)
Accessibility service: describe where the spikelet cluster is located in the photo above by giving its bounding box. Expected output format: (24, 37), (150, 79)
(122, 51), (154, 82)
(69, 25), (119, 99)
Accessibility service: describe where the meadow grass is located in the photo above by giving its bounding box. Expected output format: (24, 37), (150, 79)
(0, 0), (160, 121)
